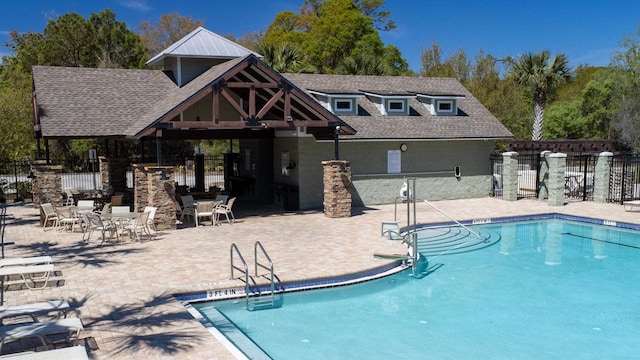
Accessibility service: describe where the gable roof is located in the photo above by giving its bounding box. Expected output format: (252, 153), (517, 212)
(146, 27), (261, 67)
(283, 74), (513, 140)
(32, 55), (353, 140)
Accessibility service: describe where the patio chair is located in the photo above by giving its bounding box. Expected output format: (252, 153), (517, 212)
(63, 188), (75, 206)
(215, 194), (229, 205)
(179, 195), (195, 222)
(144, 206), (157, 234)
(214, 197), (236, 225)
(55, 207), (81, 233)
(195, 201), (215, 226)
(83, 212), (119, 245)
(40, 203), (59, 231)
(124, 211), (151, 242)
(110, 194), (124, 206)
(77, 200), (94, 209)
(97, 202), (111, 216)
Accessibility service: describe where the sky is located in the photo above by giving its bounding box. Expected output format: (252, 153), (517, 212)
(2, 0), (640, 72)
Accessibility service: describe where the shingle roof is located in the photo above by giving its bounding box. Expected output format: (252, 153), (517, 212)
(32, 66), (177, 138)
(32, 62), (512, 141)
(283, 74), (513, 140)
(146, 27), (261, 67)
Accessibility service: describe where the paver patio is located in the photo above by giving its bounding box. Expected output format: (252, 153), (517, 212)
(1, 198), (638, 359)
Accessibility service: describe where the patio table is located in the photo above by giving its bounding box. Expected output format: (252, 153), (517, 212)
(102, 212), (141, 237)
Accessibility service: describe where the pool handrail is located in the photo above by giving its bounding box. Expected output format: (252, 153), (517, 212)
(423, 200), (482, 239)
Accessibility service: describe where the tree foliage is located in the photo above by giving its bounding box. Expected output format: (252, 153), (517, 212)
(138, 12), (203, 59)
(261, 0), (408, 74)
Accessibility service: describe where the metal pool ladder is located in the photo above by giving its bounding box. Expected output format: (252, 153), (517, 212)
(230, 241), (282, 311)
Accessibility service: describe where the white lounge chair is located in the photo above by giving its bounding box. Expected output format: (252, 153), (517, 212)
(0, 256), (52, 268)
(0, 264), (55, 290)
(381, 221), (403, 240)
(0, 345), (89, 359)
(0, 300), (69, 324)
(623, 200), (640, 211)
(0, 317), (84, 353)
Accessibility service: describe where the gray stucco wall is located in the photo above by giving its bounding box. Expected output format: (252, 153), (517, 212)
(273, 137), (496, 210)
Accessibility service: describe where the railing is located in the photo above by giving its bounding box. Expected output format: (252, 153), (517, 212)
(230, 243), (250, 307)
(254, 241), (276, 308)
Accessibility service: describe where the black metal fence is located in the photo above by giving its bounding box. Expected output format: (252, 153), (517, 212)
(610, 153), (640, 204)
(491, 152), (596, 201)
(0, 161), (33, 202)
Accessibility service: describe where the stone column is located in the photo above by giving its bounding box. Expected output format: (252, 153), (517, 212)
(322, 160), (352, 218)
(593, 152), (613, 203)
(537, 150), (552, 200)
(547, 153), (567, 206)
(502, 151), (519, 201)
(99, 157), (129, 194)
(31, 161), (63, 225)
(31, 161), (63, 208)
(132, 164), (176, 230)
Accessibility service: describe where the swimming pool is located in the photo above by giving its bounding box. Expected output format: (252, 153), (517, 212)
(190, 218), (640, 359)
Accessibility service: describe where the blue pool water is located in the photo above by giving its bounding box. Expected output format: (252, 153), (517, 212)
(192, 219), (640, 359)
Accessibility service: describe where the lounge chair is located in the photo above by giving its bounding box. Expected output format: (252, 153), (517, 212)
(214, 197), (236, 225)
(623, 200), (640, 211)
(0, 300), (69, 324)
(195, 201), (215, 226)
(0, 345), (89, 359)
(381, 221), (403, 240)
(0, 264), (55, 290)
(0, 317), (84, 353)
(40, 203), (59, 231)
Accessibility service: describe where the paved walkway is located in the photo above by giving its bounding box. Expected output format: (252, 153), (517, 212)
(2, 198), (639, 359)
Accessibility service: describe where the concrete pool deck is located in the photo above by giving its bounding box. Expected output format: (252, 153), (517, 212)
(2, 197), (640, 359)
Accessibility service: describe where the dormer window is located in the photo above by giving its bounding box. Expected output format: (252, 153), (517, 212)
(437, 100), (453, 113)
(416, 93), (465, 116)
(308, 89), (361, 115)
(333, 99), (354, 113)
(387, 100), (405, 113)
(363, 90), (413, 116)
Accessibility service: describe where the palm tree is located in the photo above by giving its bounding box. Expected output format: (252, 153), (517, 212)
(336, 52), (390, 75)
(507, 51), (572, 140)
(255, 42), (309, 73)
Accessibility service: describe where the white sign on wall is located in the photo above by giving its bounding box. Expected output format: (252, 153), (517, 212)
(388, 150), (401, 173)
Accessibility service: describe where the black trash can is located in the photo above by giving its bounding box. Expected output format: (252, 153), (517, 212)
(283, 185), (299, 211)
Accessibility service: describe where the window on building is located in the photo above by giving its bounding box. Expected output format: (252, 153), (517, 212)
(437, 100), (454, 113)
(387, 100), (405, 112)
(334, 99), (353, 112)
